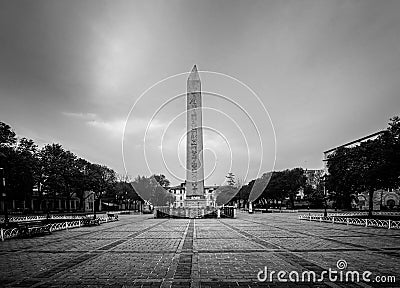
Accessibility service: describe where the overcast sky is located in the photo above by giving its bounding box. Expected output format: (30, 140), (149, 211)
(1, 0), (399, 186)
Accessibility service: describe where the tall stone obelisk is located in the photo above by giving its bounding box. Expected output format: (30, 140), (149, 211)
(186, 65), (205, 203)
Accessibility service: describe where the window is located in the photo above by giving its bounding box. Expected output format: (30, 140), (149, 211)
(387, 199), (395, 209)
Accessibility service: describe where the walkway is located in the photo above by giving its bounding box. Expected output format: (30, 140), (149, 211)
(1, 212), (399, 287)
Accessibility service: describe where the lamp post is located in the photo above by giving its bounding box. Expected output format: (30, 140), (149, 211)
(92, 192), (97, 219)
(323, 174), (328, 217)
(0, 167), (8, 227)
(125, 191), (128, 210)
(44, 192), (50, 220)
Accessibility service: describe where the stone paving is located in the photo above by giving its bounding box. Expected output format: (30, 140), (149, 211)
(1, 212), (400, 287)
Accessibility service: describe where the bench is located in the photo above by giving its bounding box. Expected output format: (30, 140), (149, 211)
(82, 217), (100, 226)
(17, 221), (52, 237)
(107, 214), (118, 221)
(254, 208), (268, 213)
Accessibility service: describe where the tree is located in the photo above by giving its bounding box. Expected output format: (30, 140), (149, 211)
(0, 133), (39, 209)
(88, 164), (116, 199)
(225, 172), (236, 186)
(326, 147), (355, 210)
(381, 116), (400, 189)
(151, 174), (173, 206)
(37, 144), (118, 214)
(235, 176), (244, 189)
(283, 168), (306, 209)
(215, 185), (238, 206)
(326, 116), (400, 216)
(304, 183), (324, 208)
(131, 175), (173, 206)
(0, 122), (17, 147)
(111, 174), (142, 210)
(0, 123), (20, 204)
(259, 171), (285, 208)
(0, 121), (132, 215)
(14, 138), (39, 208)
(235, 179), (255, 208)
(131, 175), (154, 203)
(38, 144), (76, 211)
(152, 185), (174, 206)
(71, 158), (92, 210)
(86, 163), (116, 217)
(153, 174), (170, 188)
(253, 169), (306, 209)
(354, 140), (385, 216)
(250, 172), (273, 205)
(60, 150), (78, 212)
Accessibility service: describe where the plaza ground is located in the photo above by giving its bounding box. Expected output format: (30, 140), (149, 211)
(1, 212), (400, 288)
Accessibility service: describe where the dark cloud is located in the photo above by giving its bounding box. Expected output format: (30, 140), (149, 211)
(0, 0), (399, 184)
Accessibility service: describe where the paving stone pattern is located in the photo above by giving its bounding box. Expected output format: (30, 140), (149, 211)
(1, 212), (400, 287)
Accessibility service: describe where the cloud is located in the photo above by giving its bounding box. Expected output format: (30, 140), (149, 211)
(87, 118), (125, 136)
(64, 111), (124, 136)
(63, 111), (166, 137)
(126, 118), (165, 135)
(88, 117), (167, 139)
(62, 112), (97, 120)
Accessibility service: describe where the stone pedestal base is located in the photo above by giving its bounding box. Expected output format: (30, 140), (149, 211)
(184, 198), (207, 208)
(153, 205), (237, 219)
(184, 198), (207, 218)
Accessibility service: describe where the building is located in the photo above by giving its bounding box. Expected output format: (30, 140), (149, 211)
(0, 185), (81, 214)
(323, 130), (385, 174)
(323, 130), (398, 210)
(83, 191), (97, 212)
(169, 183), (186, 208)
(169, 182), (217, 208)
(355, 189), (400, 210)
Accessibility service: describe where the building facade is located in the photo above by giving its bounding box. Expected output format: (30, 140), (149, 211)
(355, 189), (400, 210)
(169, 182), (217, 208)
(323, 130), (398, 210)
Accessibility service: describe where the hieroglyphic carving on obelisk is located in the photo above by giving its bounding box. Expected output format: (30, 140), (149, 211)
(186, 65), (205, 197)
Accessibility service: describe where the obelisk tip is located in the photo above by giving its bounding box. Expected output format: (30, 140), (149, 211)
(188, 65), (200, 81)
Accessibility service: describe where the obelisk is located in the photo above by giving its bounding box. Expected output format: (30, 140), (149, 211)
(186, 65), (205, 202)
